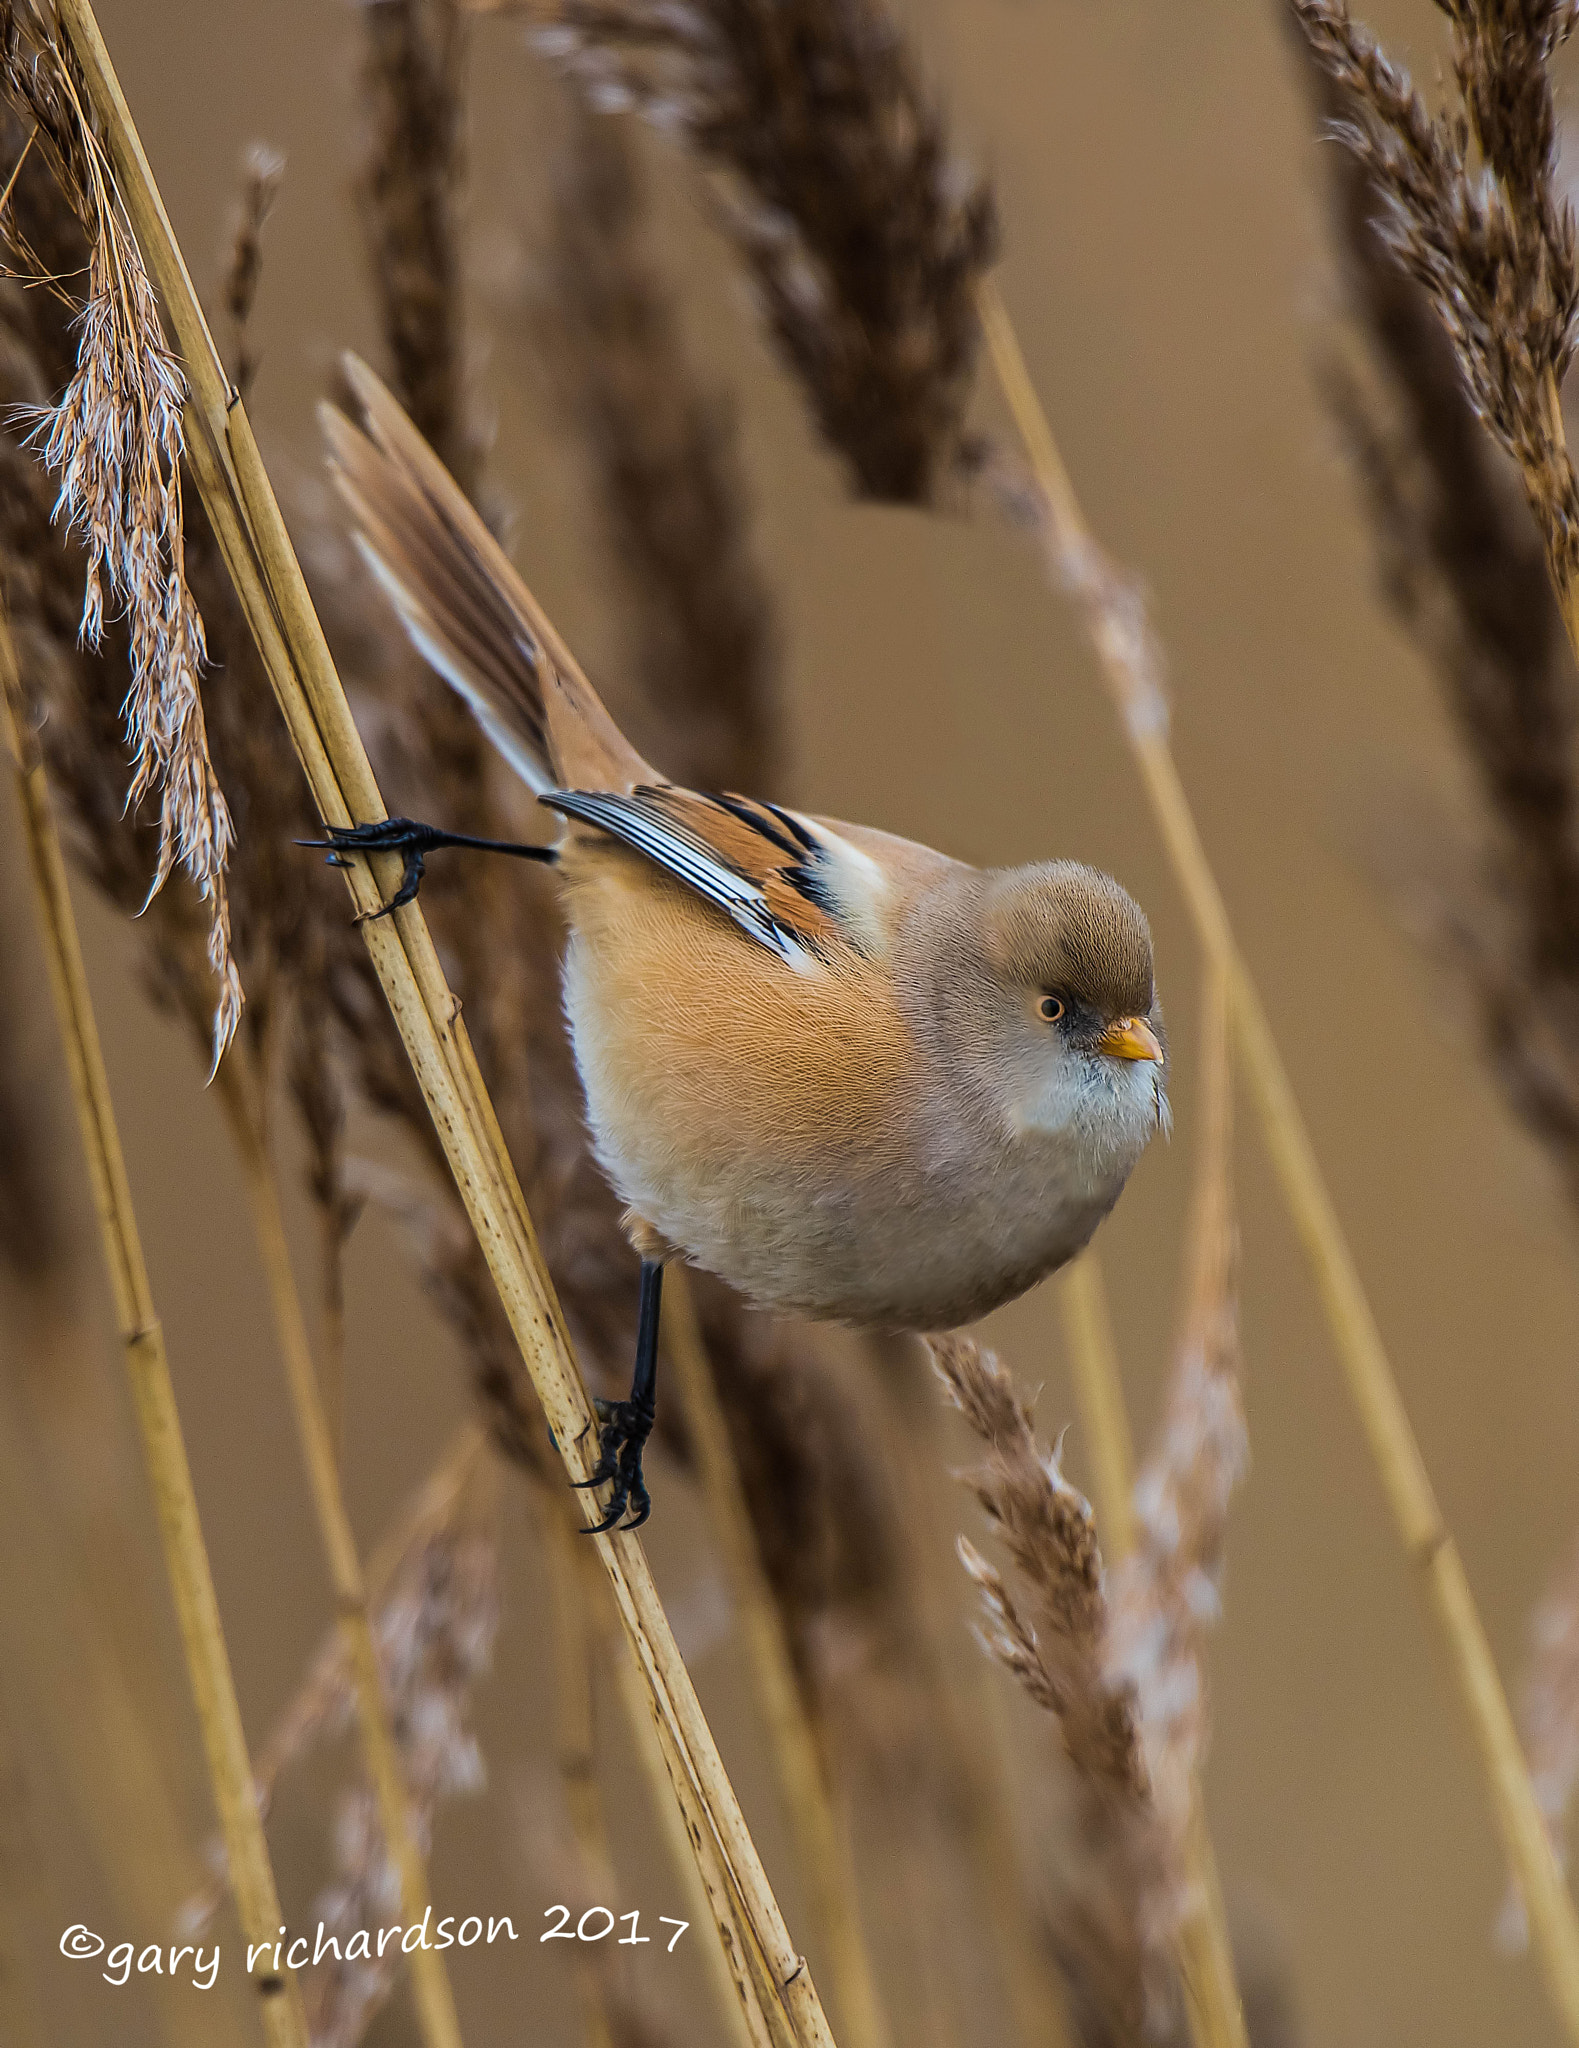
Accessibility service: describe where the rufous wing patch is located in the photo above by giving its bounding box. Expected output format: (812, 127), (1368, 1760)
(542, 785), (861, 967)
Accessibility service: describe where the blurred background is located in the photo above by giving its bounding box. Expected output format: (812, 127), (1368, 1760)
(3, 1), (1578, 2044)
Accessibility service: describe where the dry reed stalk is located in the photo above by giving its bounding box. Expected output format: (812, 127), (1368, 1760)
(535, 0), (996, 504)
(930, 1330), (1163, 2045)
(40, 8), (835, 2041)
(212, 1038), (467, 2048)
(663, 1268), (892, 2048)
(541, 1490), (619, 2048)
(1057, 1256), (1138, 1558)
(0, 1383), (258, 2048)
(975, 273), (1579, 2036)
(0, 12), (240, 1059)
(1, 115), (462, 2036)
(598, 1564), (780, 2048)
(0, 603), (308, 2043)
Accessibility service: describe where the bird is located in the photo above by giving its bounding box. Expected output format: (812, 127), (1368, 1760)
(309, 355), (1168, 1534)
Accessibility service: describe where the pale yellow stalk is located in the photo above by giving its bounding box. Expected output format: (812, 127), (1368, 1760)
(978, 274), (1579, 2038)
(0, 602), (308, 2046)
(663, 1270), (892, 2048)
(213, 1042), (464, 2048)
(542, 1494), (617, 2048)
(47, 6), (833, 2040)
(597, 1545), (779, 2048)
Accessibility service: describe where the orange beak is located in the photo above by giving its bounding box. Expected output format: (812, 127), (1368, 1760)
(1097, 1015), (1164, 1064)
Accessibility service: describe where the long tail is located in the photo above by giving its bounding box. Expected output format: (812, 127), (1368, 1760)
(321, 354), (651, 795)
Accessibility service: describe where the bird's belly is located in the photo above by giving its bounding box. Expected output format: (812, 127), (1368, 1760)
(563, 930), (1122, 1328)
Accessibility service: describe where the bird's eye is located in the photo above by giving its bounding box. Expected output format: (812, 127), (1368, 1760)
(1039, 994), (1066, 1024)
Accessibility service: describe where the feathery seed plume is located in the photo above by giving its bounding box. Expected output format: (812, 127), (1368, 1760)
(1, 8), (241, 1061)
(535, 0), (997, 503)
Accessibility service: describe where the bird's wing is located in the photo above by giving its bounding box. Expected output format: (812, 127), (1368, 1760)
(542, 786), (892, 970)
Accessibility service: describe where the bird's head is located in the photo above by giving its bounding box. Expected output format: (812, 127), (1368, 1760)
(965, 861), (1167, 1153)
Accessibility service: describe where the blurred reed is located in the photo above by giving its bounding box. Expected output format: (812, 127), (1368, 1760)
(1293, 0), (1579, 1965)
(975, 264), (1579, 2040)
(1098, 968), (1247, 2048)
(534, 0), (996, 505)
(0, 60), (467, 2041)
(0, 593), (309, 2043)
(13, 6), (841, 2046)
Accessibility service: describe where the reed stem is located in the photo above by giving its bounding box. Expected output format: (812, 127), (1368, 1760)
(663, 1271), (892, 2048)
(213, 1041), (464, 2048)
(542, 1496), (616, 2048)
(46, 6), (834, 2040)
(979, 273), (1579, 2039)
(598, 1544), (778, 2048)
(0, 601), (309, 2047)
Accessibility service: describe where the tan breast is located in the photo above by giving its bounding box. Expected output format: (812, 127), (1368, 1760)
(556, 835), (1127, 1329)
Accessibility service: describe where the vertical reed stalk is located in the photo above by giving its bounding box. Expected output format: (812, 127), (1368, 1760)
(977, 272), (1579, 2038)
(212, 1038), (464, 2048)
(1056, 1255), (1135, 1555)
(0, 600), (309, 2046)
(45, 6), (834, 2041)
(663, 1269), (892, 2048)
(542, 1494), (617, 2048)
(597, 1548), (778, 2048)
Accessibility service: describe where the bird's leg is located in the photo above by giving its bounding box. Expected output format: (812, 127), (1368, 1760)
(575, 1258), (663, 1534)
(299, 818), (557, 921)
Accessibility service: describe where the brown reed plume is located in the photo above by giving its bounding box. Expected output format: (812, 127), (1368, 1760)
(359, 0), (477, 492)
(1291, 0), (1579, 638)
(541, 103), (780, 793)
(930, 1331), (1168, 2045)
(535, 0), (997, 503)
(1293, 16), (1579, 1963)
(0, 6), (240, 1059)
(1297, 26), (1579, 1224)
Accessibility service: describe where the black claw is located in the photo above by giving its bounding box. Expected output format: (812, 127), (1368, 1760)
(297, 817), (557, 924)
(577, 1257), (663, 1535)
(576, 1399), (654, 1533)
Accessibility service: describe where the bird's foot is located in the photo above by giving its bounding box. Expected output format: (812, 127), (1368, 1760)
(298, 818), (449, 921)
(574, 1394), (654, 1533)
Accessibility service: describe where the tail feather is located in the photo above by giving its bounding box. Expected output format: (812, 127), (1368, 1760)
(323, 354), (650, 795)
